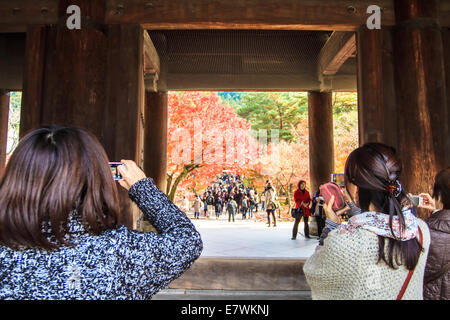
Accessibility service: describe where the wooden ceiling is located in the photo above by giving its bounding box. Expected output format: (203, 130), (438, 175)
(2, 0), (447, 91)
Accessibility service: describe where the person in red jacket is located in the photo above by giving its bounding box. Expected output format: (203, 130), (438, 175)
(292, 180), (312, 239)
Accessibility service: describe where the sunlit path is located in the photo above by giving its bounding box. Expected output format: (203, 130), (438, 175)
(187, 213), (318, 259)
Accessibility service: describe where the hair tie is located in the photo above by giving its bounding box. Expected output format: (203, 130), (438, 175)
(386, 179), (402, 198)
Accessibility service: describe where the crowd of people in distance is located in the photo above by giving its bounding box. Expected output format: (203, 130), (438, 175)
(186, 173), (288, 227)
(189, 173), (264, 222)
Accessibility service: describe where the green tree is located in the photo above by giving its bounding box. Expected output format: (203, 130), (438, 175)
(232, 92), (308, 142)
(332, 92), (359, 172)
(7, 92), (21, 157)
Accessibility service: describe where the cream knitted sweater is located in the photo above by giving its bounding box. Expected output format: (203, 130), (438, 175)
(303, 219), (430, 300)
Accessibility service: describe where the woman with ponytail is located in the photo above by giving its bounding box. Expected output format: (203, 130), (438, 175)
(303, 143), (430, 300)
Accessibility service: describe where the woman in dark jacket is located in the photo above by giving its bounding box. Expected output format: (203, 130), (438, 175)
(419, 167), (450, 300)
(0, 126), (203, 300)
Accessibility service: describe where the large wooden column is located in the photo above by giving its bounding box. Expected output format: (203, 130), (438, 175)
(104, 24), (145, 229)
(393, 0), (450, 197)
(144, 92), (168, 193)
(356, 26), (397, 148)
(443, 28), (450, 134)
(20, 1), (145, 228)
(21, 0), (108, 139)
(308, 91), (334, 195)
(0, 90), (9, 173)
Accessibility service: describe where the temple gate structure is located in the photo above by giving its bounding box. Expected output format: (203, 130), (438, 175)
(0, 0), (449, 294)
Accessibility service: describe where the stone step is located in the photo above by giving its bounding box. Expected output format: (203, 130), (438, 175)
(153, 289), (312, 300)
(168, 257), (310, 291)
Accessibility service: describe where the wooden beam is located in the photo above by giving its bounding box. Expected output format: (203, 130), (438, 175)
(318, 32), (356, 76)
(143, 30), (160, 75)
(320, 74), (357, 92)
(166, 73), (321, 91)
(0, 0), (58, 28)
(106, 0), (396, 31)
(2, 0), (450, 33)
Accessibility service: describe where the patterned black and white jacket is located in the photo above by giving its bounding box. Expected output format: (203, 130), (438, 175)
(0, 178), (203, 300)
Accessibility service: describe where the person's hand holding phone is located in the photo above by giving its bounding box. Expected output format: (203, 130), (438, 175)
(417, 193), (436, 212)
(342, 188), (352, 203)
(323, 196), (343, 225)
(117, 160), (147, 191)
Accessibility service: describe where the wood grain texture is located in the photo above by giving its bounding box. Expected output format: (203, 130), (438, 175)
(0, 0), (58, 26)
(143, 30), (160, 75)
(144, 92), (168, 193)
(356, 26), (397, 148)
(106, 0), (396, 31)
(2, 0), (450, 32)
(443, 28), (450, 146)
(20, 26), (48, 138)
(318, 32), (356, 76)
(308, 91), (334, 195)
(393, 0), (450, 201)
(104, 24), (145, 229)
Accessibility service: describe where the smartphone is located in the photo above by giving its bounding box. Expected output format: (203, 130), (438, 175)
(410, 195), (423, 207)
(109, 162), (124, 181)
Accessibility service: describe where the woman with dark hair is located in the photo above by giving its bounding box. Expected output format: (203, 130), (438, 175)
(0, 126), (203, 299)
(418, 167), (450, 300)
(303, 143), (430, 299)
(292, 180), (312, 239)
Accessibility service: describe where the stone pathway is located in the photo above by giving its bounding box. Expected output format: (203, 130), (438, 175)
(187, 211), (319, 259)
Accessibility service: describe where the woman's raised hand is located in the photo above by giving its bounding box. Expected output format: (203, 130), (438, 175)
(418, 193), (437, 212)
(323, 195), (342, 224)
(117, 160), (147, 191)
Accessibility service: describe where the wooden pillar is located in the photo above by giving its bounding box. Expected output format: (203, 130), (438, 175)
(356, 26), (397, 148)
(21, 0), (108, 139)
(0, 90), (9, 173)
(443, 28), (450, 135)
(308, 91), (334, 195)
(144, 92), (168, 193)
(104, 24), (145, 229)
(20, 26), (49, 138)
(20, 1), (146, 229)
(393, 0), (450, 198)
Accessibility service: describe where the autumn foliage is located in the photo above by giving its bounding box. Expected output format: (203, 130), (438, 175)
(167, 91), (261, 200)
(167, 91), (358, 204)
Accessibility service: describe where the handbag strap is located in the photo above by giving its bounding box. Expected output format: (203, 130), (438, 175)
(396, 226), (423, 300)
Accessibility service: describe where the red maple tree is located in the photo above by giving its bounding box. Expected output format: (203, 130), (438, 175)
(167, 91), (260, 201)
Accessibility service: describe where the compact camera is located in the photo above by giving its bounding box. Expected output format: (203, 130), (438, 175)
(409, 195), (423, 207)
